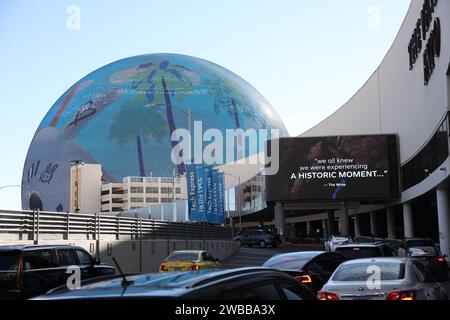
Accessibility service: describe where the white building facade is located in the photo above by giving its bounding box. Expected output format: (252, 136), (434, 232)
(297, 0), (450, 257)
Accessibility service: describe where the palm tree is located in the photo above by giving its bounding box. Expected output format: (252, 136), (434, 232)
(130, 60), (200, 176)
(109, 99), (167, 177)
(207, 76), (261, 160)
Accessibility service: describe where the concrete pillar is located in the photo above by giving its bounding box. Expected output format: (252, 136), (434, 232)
(322, 220), (328, 238)
(370, 212), (378, 237)
(386, 207), (396, 239)
(354, 214), (361, 237)
(403, 203), (414, 238)
(275, 203), (286, 244)
(306, 221), (312, 237)
(340, 209), (350, 236)
(327, 210), (335, 236)
(436, 189), (450, 258)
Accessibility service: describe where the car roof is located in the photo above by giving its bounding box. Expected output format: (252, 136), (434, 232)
(336, 243), (384, 248)
(168, 250), (204, 254)
(340, 257), (408, 265)
(0, 244), (83, 251)
(39, 267), (289, 299)
(267, 251), (325, 260)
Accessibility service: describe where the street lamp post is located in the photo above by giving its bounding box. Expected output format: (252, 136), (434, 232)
(70, 160), (84, 213)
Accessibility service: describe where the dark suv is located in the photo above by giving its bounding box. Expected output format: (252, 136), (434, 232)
(234, 230), (281, 248)
(0, 244), (115, 299)
(334, 242), (397, 260)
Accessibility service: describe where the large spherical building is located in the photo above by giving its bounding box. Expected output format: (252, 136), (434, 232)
(22, 53), (289, 212)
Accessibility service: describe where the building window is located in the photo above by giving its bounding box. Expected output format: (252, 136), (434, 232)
(401, 113), (449, 191)
(131, 198), (143, 203)
(161, 178), (174, 183)
(161, 198), (172, 203)
(176, 188), (181, 194)
(146, 198), (159, 203)
(130, 187), (144, 194)
(161, 187), (173, 194)
(146, 187), (159, 194)
(101, 190), (110, 196)
(130, 177), (143, 183)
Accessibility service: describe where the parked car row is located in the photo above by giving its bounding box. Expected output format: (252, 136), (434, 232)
(1, 240), (448, 301)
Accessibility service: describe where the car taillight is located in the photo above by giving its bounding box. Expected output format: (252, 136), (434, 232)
(159, 264), (168, 272)
(317, 291), (340, 301)
(295, 275), (312, 284)
(191, 264), (201, 271)
(433, 257), (446, 263)
(386, 290), (416, 301)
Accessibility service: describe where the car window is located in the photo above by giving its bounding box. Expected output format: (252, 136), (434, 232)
(333, 262), (405, 281)
(75, 249), (93, 265)
(23, 249), (58, 270)
(335, 247), (379, 259)
(412, 262), (434, 283)
(167, 252), (199, 261)
(278, 281), (314, 301)
(263, 253), (321, 271)
(0, 251), (20, 271)
(241, 283), (282, 300)
(407, 240), (435, 248)
(57, 249), (78, 266)
(311, 254), (346, 272)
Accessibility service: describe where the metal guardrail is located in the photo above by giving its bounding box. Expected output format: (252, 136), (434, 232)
(0, 210), (232, 241)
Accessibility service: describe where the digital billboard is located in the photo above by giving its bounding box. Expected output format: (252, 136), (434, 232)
(266, 135), (400, 202)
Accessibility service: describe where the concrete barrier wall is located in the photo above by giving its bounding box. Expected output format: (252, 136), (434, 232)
(0, 239), (240, 274)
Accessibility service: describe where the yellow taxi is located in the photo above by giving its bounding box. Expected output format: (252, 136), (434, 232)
(159, 250), (221, 272)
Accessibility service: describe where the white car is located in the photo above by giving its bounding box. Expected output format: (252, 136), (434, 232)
(324, 235), (353, 252)
(318, 258), (448, 300)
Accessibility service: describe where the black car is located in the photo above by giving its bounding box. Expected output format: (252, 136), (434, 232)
(335, 242), (397, 260)
(407, 246), (449, 282)
(0, 244), (115, 299)
(33, 268), (317, 300)
(262, 251), (347, 293)
(234, 230), (281, 248)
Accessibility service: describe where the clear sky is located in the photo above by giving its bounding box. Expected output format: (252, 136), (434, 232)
(0, 0), (411, 210)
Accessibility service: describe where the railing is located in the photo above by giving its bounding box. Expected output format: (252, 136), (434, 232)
(0, 210), (232, 242)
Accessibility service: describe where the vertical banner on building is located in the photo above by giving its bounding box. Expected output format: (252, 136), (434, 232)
(205, 165), (213, 223)
(185, 164), (198, 222)
(218, 173), (225, 224)
(212, 169), (219, 224)
(195, 165), (207, 222)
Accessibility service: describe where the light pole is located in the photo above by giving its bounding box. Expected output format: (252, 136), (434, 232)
(70, 160), (84, 213)
(222, 172), (242, 233)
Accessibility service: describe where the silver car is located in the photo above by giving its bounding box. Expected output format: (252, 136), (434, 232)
(319, 258), (448, 300)
(324, 235), (353, 252)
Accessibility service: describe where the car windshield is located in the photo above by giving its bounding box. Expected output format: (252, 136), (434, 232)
(0, 251), (19, 271)
(166, 252), (199, 262)
(335, 247), (379, 259)
(333, 262), (405, 281)
(333, 236), (351, 241)
(81, 270), (220, 291)
(408, 247), (439, 257)
(263, 253), (321, 270)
